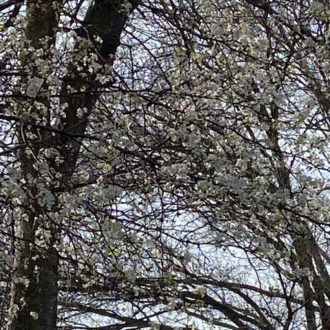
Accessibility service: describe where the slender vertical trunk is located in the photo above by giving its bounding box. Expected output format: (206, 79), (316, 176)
(7, 2), (63, 327)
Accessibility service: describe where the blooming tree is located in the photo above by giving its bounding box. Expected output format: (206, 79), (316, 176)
(0, 0), (330, 329)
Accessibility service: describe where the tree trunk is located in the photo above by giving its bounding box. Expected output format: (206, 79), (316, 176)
(7, 1), (139, 329)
